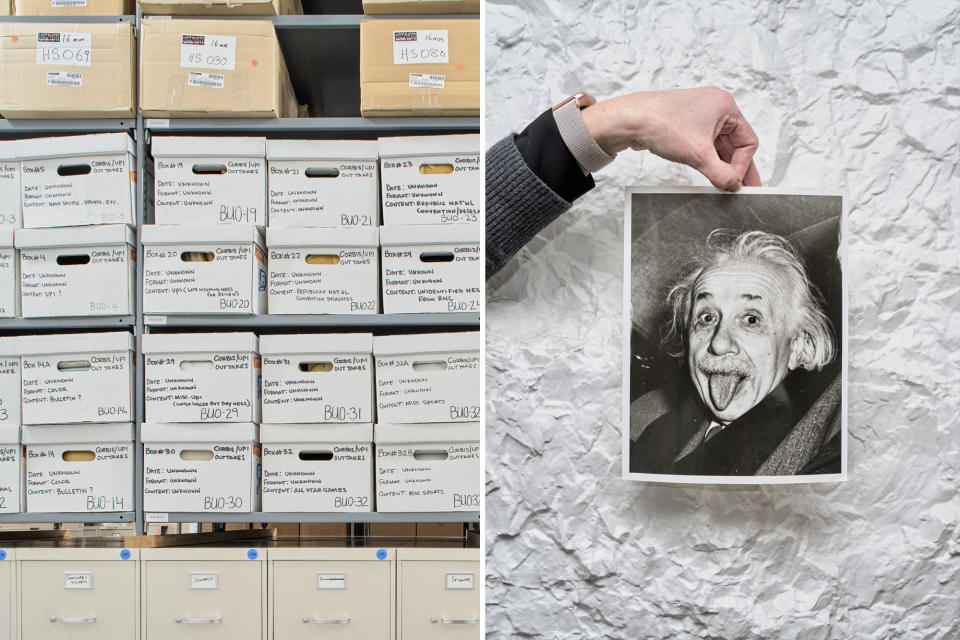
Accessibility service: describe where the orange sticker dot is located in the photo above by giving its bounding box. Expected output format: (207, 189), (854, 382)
(456, 62), (463, 69)
(251, 59), (259, 67)
(10, 36), (17, 43)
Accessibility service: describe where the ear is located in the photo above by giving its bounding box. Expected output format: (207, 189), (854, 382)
(788, 333), (809, 371)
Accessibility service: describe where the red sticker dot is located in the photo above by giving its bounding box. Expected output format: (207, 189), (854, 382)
(455, 62), (463, 69)
(251, 59), (259, 67)
(10, 36), (17, 43)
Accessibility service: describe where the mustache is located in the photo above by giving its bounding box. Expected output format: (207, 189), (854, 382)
(695, 353), (753, 377)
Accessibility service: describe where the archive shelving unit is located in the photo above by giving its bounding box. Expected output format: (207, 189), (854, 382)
(0, 0), (480, 535)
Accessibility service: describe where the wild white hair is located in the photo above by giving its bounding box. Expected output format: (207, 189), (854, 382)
(663, 229), (836, 371)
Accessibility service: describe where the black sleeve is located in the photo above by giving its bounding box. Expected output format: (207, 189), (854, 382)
(513, 108), (595, 202)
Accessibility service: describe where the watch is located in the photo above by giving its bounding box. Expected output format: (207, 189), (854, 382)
(552, 92), (616, 175)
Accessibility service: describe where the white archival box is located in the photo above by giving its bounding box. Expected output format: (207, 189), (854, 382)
(260, 422), (373, 513)
(22, 422), (134, 513)
(142, 422), (261, 513)
(373, 332), (481, 424)
(379, 224), (481, 314)
(0, 141), (20, 229)
(16, 224), (135, 317)
(266, 139), (379, 228)
(378, 134), (481, 226)
(374, 422), (480, 512)
(259, 333), (374, 424)
(142, 332), (260, 423)
(0, 425), (21, 513)
(0, 229), (17, 317)
(18, 331), (134, 425)
(142, 224), (267, 314)
(266, 227), (379, 314)
(17, 133), (135, 228)
(152, 136), (267, 226)
(0, 337), (20, 427)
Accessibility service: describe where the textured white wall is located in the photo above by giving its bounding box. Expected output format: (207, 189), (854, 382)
(485, 1), (960, 637)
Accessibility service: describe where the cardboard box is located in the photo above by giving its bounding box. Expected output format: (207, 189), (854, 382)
(374, 332), (480, 424)
(266, 227), (379, 315)
(374, 422), (480, 512)
(378, 134), (481, 225)
(18, 331), (134, 425)
(300, 523), (351, 537)
(0, 22), (135, 118)
(142, 422), (262, 513)
(0, 142), (20, 229)
(417, 522), (464, 537)
(260, 333), (374, 424)
(13, 0), (132, 16)
(152, 136), (266, 226)
(143, 332), (260, 423)
(0, 425), (21, 513)
(140, 18), (298, 118)
(261, 423), (373, 512)
(266, 140), (379, 229)
(16, 224), (135, 317)
(18, 133), (136, 228)
(0, 230), (17, 318)
(142, 224), (267, 315)
(359, 18), (479, 117)
(23, 422), (134, 513)
(140, 0), (301, 15)
(363, 0), (480, 14)
(0, 337), (21, 427)
(380, 224), (481, 314)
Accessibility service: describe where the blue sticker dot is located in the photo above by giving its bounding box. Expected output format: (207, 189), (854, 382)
(247, 549), (258, 560)
(0, 550), (6, 561)
(120, 549), (131, 560)
(376, 548), (387, 560)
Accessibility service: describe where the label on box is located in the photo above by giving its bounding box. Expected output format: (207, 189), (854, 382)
(36, 32), (91, 67)
(261, 354), (372, 423)
(188, 71), (225, 89)
(20, 246), (131, 318)
(393, 30), (448, 64)
(143, 244), (260, 314)
(445, 573), (474, 590)
(154, 157), (264, 225)
(21, 352), (131, 424)
(409, 73), (445, 89)
(64, 572), (92, 589)
(262, 444), (372, 512)
(27, 443), (132, 512)
(375, 350), (481, 423)
(145, 352), (258, 423)
(145, 512), (168, 523)
(0, 253), (16, 318)
(0, 162), (19, 227)
(0, 358), (21, 424)
(143, 443), (258, 512)
(316, 573), (346, 590)
(46, 71), (82, 87)
(0, 446), (19, 513)
(181, 34), (237, 71)
(189, 572), (219, 590)
(381, 154), (481, 225)
(268, 248), (378, 315)
(52, 0), (86, 5)
(381, 242), (482, 314)
(268, 160), (378, 228)
(376, 443), (480, 511)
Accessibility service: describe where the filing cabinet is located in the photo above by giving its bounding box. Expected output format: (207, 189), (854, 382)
(0, 548), (12, 640)
(141, 546), (266, 640)
(397, 548), (481, 639)
(268, 546), (394, 639)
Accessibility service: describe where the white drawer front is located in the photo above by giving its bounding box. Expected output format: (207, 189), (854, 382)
(399, 560), (481, 640)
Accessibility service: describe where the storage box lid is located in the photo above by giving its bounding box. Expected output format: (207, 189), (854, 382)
(259, 333), (373, 355)
(15, 224), (135, 249)
(0, 141), (15, 162)
(142, 422), (259, 443)
(0, 424), (18, 445)
(374, 422), (480, 444)
(266, 227), (379, 248)
(142, 332), (258, 354)
(142, 224), (265, 245)
(378, 134), (480, 158)
(379, 224), (481, 246)
(266, 139), (378, 161)
(0, 228), (13, 248)
(16, 133), (135, 161)
(152, 136), (266, 158)
(260, 423), (373, 444)
(22, 422), (135, 444)
(18, 331), (134, 355)
(373, 331), (479, 356)
(0, 336), (18, 357)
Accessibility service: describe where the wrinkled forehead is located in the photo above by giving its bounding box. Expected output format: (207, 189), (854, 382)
(691, 258), (794, 311)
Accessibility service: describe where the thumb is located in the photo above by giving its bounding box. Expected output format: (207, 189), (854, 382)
(698, 152), (742, 192)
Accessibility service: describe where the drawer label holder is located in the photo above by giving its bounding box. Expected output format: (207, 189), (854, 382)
(189, 572), (219, 590)
(64, 572), (92, 589)
(445, 572), (474, 590)
(316, 573), (347, 590)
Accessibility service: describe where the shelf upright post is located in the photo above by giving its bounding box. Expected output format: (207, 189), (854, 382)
(134, 1), (146, 536)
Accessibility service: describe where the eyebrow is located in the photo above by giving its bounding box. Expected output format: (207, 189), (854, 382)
(692, 291), (765, 302)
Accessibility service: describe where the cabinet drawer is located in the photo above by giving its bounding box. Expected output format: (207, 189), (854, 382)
(399, 560), (481, 639)
(0, 552), (11, 640)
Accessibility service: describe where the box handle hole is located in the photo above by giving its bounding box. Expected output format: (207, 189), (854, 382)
(298, 361), (333, 372)
(57, 164), (91, 177)
(413, 450), (448, 461)
(419, 163), (454, 175)
(62, 450), (96, 462)
(305, 254), (340, 265)
(179, 360), (214, 371)
(181, 251), (215, 263)
(419, 252), (454, 263)
(180, 450), (214, 461)
(57, 360), (91, 371)
(305, 168), (340, 178)
(412, 360), (447, 372)
(56, 254), (91, 266)
(298, 450), (334, 461)
(192, 164), (227, 175)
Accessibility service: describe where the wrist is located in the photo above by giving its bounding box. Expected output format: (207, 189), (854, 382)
(552, 93), (616, 175)
(581, 98), (644, 155)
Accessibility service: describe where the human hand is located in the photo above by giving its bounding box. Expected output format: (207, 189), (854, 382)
(579, 87), (761, 192)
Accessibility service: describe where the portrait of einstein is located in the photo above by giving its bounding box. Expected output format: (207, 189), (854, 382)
(623, 189), (845, 482)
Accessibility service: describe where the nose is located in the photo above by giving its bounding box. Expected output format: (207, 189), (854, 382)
(708, 318), (739, 356)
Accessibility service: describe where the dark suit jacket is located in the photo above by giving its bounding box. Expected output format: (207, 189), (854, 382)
(629, 372), (842, 476)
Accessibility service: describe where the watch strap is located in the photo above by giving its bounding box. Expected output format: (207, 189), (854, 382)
(552, 98), (616, 175)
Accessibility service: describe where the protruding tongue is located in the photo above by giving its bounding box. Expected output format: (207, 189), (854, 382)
(709, 374), (742, 411)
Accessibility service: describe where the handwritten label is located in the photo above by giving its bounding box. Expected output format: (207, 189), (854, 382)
(409, 73), (445, 89)
(189, 572), (219, 590)
(181, 34), (236, 71)
(64, 572), (92, 589)
(445, 573), (474, 590)
(188, 71), (224, 89)
(316, 573), (346, 590)
(46, 71), (82, 87)
(37, 32), (91, 66)
(393, 30), (448, 65)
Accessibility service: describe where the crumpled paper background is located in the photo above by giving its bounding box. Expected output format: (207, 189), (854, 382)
(485, 1), (960, 637)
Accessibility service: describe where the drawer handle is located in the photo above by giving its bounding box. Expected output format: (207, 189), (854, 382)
(175, 617), (223, 624)
(50, 617), (96, 624)
(431, 617), (479, 625)
(303, 617), (350, 625)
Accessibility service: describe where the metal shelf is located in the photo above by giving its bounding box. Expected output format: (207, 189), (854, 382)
(145, 117), (479, 136)
(0, 512), (135, 524)
(143, 313), (479, 329)
(0, 120), (135, 137)
(0, 316), (135, 331)
(0, 15), (133, 23)
(154, 512), (479, 523)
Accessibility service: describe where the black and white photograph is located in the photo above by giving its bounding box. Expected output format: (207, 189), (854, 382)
(622, 188), (846, 484)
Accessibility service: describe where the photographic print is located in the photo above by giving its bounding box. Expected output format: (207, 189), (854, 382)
(622, 188), (846, 484)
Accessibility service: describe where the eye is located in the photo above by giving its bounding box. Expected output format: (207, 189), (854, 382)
(743, 313), (761, 326)
(696, 311), (717, 326)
